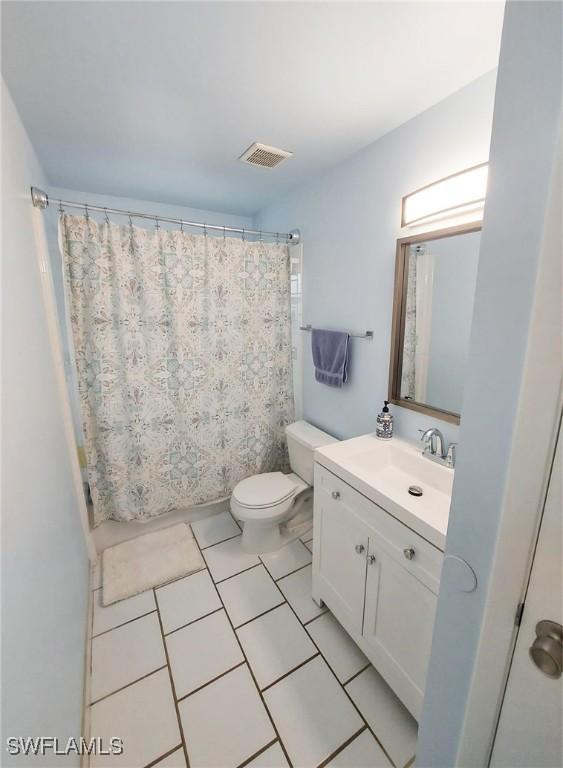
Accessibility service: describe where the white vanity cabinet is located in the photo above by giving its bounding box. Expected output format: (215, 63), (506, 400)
(312, 461), (444, 719)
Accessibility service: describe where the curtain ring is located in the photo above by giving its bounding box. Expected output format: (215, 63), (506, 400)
(104, 207), (110, 225)
(223, 226), (226, 242)
(276, 232), (279, 245)
(203, 223), (207, 238)
(155, 216), (160, 230)
(259, 230), (263, 242)
(58, 200), (64, 215)
(242, 228), (246, 242)
(180, 220), (184, 233)
(128, 213), (133, 231)
(84, 203), (89, 221)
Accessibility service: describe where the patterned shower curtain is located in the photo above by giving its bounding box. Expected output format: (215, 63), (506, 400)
(60, 214), (294, 525)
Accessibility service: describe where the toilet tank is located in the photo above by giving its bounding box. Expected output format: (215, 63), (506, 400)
(286, 421), (338, 485)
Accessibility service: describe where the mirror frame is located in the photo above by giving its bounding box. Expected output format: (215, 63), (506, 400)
(388, 221), (482, 425)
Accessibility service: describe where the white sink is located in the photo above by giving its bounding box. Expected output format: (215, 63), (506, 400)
(315, 434), (453, 550)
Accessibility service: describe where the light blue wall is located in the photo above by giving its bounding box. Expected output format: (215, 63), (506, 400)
(254, 71), (497, 445)
(425, 231), (480, 413)
(2, 82), (89, 764)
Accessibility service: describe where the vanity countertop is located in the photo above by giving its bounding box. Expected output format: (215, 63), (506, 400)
(314, 434), (453, 551)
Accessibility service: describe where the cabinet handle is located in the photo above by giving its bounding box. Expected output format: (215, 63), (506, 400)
(331, 490), (341, 500)
(403, 547), (416, 560)
(367, 554), (377, 565)
(355, 544), (365, 555)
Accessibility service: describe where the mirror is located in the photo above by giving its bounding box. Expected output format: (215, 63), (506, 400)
(389, 223), (481, 423)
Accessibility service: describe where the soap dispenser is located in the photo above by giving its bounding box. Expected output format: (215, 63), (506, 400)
(376, 400), (394, 440)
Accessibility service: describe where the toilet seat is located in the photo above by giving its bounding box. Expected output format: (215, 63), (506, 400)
(231, 471), (309, 528)
(232, 472), (298, 510)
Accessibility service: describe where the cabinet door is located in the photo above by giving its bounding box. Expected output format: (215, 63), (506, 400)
(362, 539), (438, 719)
(315, 477), (369, 635)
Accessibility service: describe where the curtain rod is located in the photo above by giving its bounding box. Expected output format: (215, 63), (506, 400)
(30, 187), (300, 244)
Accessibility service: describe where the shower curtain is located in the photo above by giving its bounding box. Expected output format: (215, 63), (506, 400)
(60, 214), (294, 525)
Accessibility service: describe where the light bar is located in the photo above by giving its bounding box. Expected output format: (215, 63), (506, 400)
(402, 162), (488, 227)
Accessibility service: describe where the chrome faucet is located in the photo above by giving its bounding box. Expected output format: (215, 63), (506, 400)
(419, 428), (457, 468)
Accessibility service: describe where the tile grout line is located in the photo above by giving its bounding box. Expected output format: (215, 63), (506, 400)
(164, 606), (223, 637)
(153, 587), (192, 768)
(260, 652), (320, 693)
(199, 530), (242, 551)
(303, 610), (328, 626)
(297, 536), (314, 551)
(143, 743), (183, 768)
(234, 737), (279, 768)
(213, 561), (263, 585)
(341, 662), (372, 688)
(89, 665), (168, 707)
(316, 725), (368, 768)
(198, 536), (295, 768)
(258, 541), (313, 583)
(273, 561), (313, 583)
(266, 563), (398, 768)
(92, 609), (158, 639)
(233, 600), (286, 630)
(175, 660), (247, 703)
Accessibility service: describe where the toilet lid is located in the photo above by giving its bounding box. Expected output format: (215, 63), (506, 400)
(233, 472), (298, 509)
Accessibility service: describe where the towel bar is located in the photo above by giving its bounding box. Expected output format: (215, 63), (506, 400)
(299, 324), (374, 340)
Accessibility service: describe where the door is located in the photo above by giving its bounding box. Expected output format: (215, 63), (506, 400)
(491, 416), (562, 767)
(315, 477), (368, 635)
(362, 537), (438, 719)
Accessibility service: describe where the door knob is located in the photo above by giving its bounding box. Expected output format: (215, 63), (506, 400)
(332, 490), (341, 500)
(403, 547), (416, 560)
(529, 620), (562, 679)
(367, 554), (376, 565)
(355, 544), (365, 554)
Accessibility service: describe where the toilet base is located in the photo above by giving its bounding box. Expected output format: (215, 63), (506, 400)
(236, 492), (314, 555)
(240, 522), (282, 554)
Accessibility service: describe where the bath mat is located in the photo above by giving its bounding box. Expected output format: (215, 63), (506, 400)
(102, 523), (205, 606)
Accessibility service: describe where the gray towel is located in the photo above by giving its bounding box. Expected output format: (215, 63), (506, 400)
(311, 328), (350, 387)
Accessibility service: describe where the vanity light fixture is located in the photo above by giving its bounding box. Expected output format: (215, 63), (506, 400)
(402, 162), (488, 227)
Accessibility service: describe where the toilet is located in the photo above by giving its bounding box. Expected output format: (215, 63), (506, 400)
(231, 421), (338, 554)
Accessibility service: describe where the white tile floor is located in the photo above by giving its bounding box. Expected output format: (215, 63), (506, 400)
(88, 516), (417, 768)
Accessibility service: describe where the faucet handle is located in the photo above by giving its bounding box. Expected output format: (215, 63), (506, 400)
(446, 442), (458, 468)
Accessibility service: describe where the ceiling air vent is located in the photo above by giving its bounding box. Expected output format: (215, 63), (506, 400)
(239, 142), (292, 169)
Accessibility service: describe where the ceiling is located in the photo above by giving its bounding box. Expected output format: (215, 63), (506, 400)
(2, 2), (504, 216)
